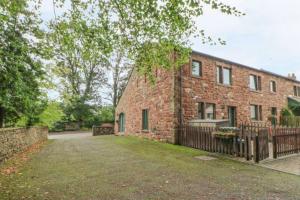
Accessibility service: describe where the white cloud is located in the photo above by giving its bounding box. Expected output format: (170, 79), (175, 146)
(191, 0), (300, 79)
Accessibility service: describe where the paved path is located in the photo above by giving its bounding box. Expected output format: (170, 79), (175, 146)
(1, 135), (300, 200)
(260, 155), (300, 175)
(48, 131), (92, 140)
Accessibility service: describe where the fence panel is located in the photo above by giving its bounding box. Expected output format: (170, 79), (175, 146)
(177, 124), (273, 163)
(273, 128), (300, 158)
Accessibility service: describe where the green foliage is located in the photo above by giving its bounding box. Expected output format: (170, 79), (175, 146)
(281, 107), (295, 117)
(0, 0), (46, 127)
(62, 96), (95, 124)
(38, 101), (65, 130)
(98, 106), (115, 123)
(53, 0), (244, 82)
(66, 105), (114, 128)
(288, 99), (300, 116)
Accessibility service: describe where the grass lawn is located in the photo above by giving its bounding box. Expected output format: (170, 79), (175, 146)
(0, 135), (300, 200)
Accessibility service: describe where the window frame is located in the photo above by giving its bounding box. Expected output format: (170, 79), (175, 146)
(191, 60), (202, 77)
(250, 104), (263, 121)
(294, 86), (300, 97)
(270, 80), (277, 93)
(142, 109), (149, 131)
(217, 66), (232, 86)
(197, 102), (216, 120)
(249, 74), (262, 91)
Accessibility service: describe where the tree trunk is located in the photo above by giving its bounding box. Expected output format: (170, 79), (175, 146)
(0, 106), (5, 128)
(112, 63), (119, 108)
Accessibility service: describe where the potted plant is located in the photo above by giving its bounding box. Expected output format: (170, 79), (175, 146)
(212, 127), (239, 139)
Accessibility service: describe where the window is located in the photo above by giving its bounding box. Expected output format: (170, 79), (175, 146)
(192, 60), (202, 77)
(270, 81), (277, 93)
(197, 102), (216, 120)
(205, 103), (216, 119)
(217, 66), (232, 85)
(249, 75), (262, 91)
(250, 105), (262, 121)
(271, 107), (277, 126)
(294, 86), (300, 97)
(271, 107), (277, 116)
(197, 102), (205, 119)
(142, 109), (149, 130)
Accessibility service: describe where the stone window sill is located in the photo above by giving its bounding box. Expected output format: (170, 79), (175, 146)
(216, 83), (233, 88)
(191, 75), (202, 79)
(249, 89), (262, 94)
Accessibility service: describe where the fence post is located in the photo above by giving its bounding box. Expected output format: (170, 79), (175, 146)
(254, 135), (259, 163)
(273, 135), (277, 159)
(296, 133), (299, 154)
(175, 127), (181, 145)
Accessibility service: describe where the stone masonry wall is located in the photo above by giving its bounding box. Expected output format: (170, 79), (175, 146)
(115, 69), (177, 143)
(181, 52), (300, 125)
(115, 51), (300, 143)
(0, 127), (48, 162)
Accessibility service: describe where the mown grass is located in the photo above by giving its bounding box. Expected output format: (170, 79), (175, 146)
(0, 135), (300, 200)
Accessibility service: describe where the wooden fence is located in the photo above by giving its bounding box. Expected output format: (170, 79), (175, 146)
(272, 128), (300, 158)
(177, 125), (300, 162)
(177, 125), (270, 163)
(280, 116), (300, 127)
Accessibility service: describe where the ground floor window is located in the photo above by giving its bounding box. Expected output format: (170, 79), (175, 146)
(197, 102), (216, 120)
(250, 105), (262, 121)
(142, 109), (149, 130)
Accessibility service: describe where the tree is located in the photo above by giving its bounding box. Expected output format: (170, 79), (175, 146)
(0, 0), (46, 127)
(47, 3), (112, 124)
(53, 0), (244, 82)
(106, 48), (131, 108)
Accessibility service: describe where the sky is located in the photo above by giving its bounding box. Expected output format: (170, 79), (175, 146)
(192, 0), (300, 79)
(39, 0), (300, 99)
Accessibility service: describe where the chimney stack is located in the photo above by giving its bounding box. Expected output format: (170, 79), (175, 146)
(288, 73), (297, 80)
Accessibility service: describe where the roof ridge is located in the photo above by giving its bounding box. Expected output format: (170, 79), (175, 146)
(192, 50), (300, 84)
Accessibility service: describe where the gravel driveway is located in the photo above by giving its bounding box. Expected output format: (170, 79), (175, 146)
(48, 131), (92, 140)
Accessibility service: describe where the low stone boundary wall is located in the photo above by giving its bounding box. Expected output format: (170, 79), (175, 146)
(92, 126), (114, 136)
(0, 127), (48, 162)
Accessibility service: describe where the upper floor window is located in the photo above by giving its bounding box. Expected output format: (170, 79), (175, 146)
(294, 86), (300, 97)
(191, 60), (202, 77)
(217, 66), (232, 85)
(250, 104), (262, 121)
(197, 102), (216, 120)
(270, 80), (277, 93)
(249, 74), (262, 91)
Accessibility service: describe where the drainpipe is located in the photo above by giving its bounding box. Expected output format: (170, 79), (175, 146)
(179, 66), (183, 129)
(176, 65), (183, 145)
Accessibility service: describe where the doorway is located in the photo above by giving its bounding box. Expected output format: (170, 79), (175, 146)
(228, 106), (237, 127)
(119, 113), (125, 133)
(271, 107), (277, 126)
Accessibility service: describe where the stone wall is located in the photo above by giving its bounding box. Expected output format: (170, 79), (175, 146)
(0, 127), (48, 162)
(93, 126), (114, 136)
(181, 52), (300, 125)
(115, 51), (300, 143)
(115, 69), (177, 143)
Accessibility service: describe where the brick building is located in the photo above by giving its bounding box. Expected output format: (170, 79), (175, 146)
(115, 51), (300, 143)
